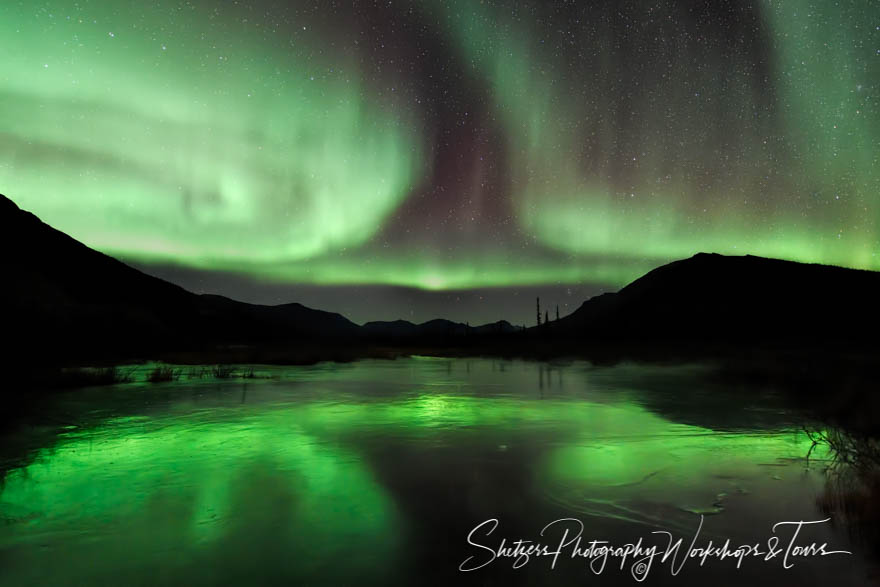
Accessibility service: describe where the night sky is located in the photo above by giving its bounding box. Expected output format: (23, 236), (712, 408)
(1, 1), (878, 325)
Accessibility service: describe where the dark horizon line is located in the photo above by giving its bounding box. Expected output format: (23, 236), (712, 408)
(134, 250), (876, 329)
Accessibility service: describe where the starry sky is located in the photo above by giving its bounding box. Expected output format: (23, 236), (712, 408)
(1, 0), (878, 324)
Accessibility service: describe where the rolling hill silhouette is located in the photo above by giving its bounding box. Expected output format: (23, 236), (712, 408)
(539, 252), (880, 348)
(1, 194), (359, 362)
(363, 318), (517, 342)
(3, 192), (879, 367)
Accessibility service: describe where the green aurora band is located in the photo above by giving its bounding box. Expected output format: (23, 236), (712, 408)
(0, 1), (877, 289)
(436, 0), (879, 269)
(0, 2), (422, 262)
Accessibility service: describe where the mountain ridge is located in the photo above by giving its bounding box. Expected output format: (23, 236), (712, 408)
(1, 194), (360, 360)
(543, 250), (880, 345)
(4, 192), (879, 365)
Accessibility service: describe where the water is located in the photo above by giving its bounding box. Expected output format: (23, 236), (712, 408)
(0, 358), (874, 585)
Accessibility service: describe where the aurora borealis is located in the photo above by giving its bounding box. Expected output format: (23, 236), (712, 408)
(1, 0), (878, 322)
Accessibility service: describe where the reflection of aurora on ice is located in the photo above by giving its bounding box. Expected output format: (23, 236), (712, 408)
(543, 430), (823, 536)
(0, 361), (830, 583)
(0, 414), (401, 573)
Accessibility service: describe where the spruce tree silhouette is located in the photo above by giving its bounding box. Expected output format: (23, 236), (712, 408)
(536, 297), (541, 326)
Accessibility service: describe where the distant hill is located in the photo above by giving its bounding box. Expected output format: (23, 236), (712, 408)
(4, 192), (879, 366)
(540, 252), (880, 347)
(363, 318), (517, 341)
(471, 320), (519, 335)
(0, 194), (359, 361)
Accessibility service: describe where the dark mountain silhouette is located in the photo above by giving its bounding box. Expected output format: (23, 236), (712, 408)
(1, 194), (359, 362)
(4, 192), (879, 369)
(538, 252), (880, 348)
(363, 318), (465, 337)
(363, 318), (516, 342)
(471, 320), (518, 335)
